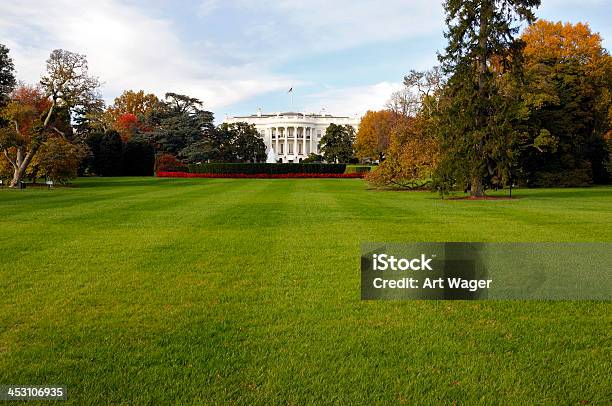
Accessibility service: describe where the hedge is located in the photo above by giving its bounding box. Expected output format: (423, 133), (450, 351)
(344, 165), (372, 174)
(157, 171), (363, 179)
(187, 163), (346, 175)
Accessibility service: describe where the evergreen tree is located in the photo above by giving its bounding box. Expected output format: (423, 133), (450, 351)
(0, 44), (16, 136)
(149, 93), (215, 155)
(123, 139), (155, 176)
(0, 44), (16, 108)
(98, 131), (123, 176)
(435, 0), (540, 196)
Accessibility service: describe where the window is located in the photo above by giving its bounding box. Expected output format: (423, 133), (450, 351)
(280, 144), (284, 154)
(298, 143), (303, 154)
(317, 130), (322, 138)
(289, 143), (293, 154)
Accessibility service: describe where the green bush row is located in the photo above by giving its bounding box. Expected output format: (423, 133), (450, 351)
(187, 163), (347, 174)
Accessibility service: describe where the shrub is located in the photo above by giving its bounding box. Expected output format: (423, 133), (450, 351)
(31, 138), (80, 184)
(156, 154), (187, 172)
(187, 163), (346, 175)
(528, 168), (593, 188)
(302, 153), (324, 163)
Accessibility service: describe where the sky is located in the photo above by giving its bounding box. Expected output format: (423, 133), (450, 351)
(1, 0), (610, 122)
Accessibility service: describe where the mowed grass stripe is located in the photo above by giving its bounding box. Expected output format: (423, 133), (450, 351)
(0, 178), (610, 404)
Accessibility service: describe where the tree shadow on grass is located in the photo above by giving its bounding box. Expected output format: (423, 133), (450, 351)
(510, 187), (612, 200)
(75, 177), (171, 188)
(75, 177), (235, 188)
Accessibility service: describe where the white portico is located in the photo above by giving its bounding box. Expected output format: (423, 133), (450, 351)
(223, 109), (359, 163)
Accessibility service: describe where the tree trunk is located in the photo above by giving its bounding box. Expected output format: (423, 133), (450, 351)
(470, 174), (484, 197)
(7, 102), (54, 188)
(470, 1), (490, 200)
(10, 166), (27, 187)
(9, 147), (35, 188)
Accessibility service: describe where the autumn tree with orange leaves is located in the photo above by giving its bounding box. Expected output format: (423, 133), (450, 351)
(518, 20), (612, 185)
(0, 49), (99, 186)
(355, 110), (400, 161)
(105, 90), (160, 140)
(106, 90), (160, 123)
(365, 115), (440, 189)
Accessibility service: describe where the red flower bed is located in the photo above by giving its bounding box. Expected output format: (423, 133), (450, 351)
(156, 171), (364, 179)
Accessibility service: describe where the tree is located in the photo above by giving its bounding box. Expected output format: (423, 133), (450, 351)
(0, 44), (16, 108)
(434, 0), (540, 197)
(0, 43), (16, 173)
(320, 124), (355, 163)
(149, 92), (214, 155)
(302, 153), (324, 163)
(0, 85), (53, 185)
(29, 137), (81, 183)
(0, 49), (100, 187)
(518, 20), (612, 185)
(211, 122), (266, 163)
(73, 90), (106, 139)
(106, 90), (160, 124)
(366, 115), (440, 189)
(115, 113), (141, 141)
(230, 123), (266, 163)
(355, 110), (400, 161)
(104, 90), (160, 140)
(97, 131), (123, 176)
(84, 132), (104, 175)
(403, 68), (444, 116)
(522, 21), (608, 71)
(386, 88), (420, 117)
(123, 139), (154, 176)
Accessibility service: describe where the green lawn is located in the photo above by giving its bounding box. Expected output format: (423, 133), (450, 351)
(1, 178), (611, 404)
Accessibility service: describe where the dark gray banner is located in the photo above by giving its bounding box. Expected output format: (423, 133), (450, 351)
(361, 243), (612, 300)
(0, 385), (67, 400)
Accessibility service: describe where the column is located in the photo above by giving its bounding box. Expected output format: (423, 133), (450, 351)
(293, 126), (297, 160)
(310, 127), (315, 155)
(274, 128), (278, 157)
(283, 127), (289, 162)
(302, 127), (307, 158)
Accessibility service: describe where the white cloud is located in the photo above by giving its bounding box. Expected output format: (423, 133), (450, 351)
(0, 0), (293, 110)
(303, 82), (403, 118)
(6, 0), (603, 120)
(199, 0), (445, 61)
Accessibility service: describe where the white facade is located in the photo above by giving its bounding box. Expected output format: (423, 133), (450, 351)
(223, 110), (359, 163)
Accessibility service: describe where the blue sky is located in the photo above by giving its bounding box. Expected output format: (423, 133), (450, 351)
(1, 0), (610, 122)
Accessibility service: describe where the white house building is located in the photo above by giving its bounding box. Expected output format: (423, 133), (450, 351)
(223, 109), (360, 163)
